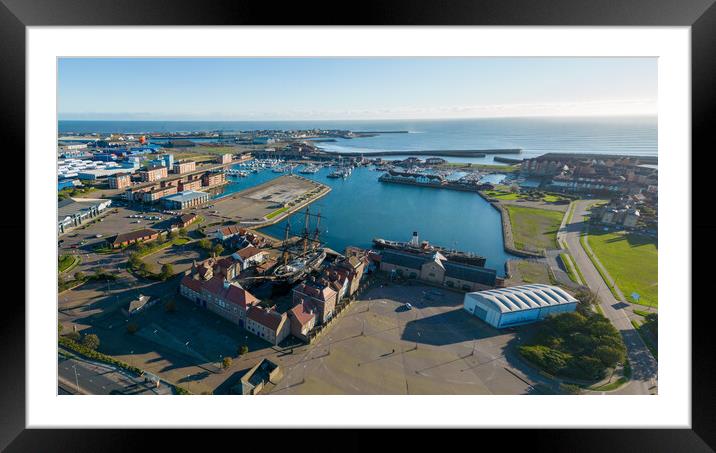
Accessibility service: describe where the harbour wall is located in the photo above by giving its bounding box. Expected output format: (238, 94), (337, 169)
(474, 190), (545, 258)
(324, 149), (521, 158)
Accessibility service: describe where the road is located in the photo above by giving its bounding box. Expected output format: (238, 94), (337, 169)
(560, 200), (658, 395)
(58, 353), (172, 395)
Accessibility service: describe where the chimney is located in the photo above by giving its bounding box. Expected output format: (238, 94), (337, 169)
(410, 231), (419, 247)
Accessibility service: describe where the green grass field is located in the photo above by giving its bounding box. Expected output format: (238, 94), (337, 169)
(516, 261), (555, 285)
(483, 189), (570, 204)
(559, 253), (579, 284)
(506, 205), (564, 253)
(586, 231), (658, 307)
(266, 207), (289, 220)
(58, 254), (80, 273)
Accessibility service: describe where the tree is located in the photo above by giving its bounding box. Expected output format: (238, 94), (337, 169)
(168, 230), (179, 239)
(510, 184), (519, 193)
(74, 271), (85, 281)
(160, 263), (174, 281)
(198, 239), (212, 251)
(239, 344), (249, 356)
(222, 357), (233, 369)
(126, 323), (139, 334)
(212, 243), (224, 257)
(128, 253), (142, 270)
(82, 333), (100, 350)
(178, 228), (187, 236)
(595, 345), (625, 368)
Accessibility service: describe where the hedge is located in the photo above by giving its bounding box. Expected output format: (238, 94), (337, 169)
(59, 336), (142, 375)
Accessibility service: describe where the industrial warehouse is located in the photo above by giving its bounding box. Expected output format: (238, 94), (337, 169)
(57, 197), (112, 233)
(463, 284), (578, 328)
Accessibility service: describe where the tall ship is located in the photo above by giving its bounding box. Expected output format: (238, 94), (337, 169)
(272, 208), (326, 283)
(372, 231), (487, 267)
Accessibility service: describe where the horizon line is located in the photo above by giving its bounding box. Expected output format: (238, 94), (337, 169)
(58, 113), (658, 123)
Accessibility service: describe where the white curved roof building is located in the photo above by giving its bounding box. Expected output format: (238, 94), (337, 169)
(463, 284), (578, 328)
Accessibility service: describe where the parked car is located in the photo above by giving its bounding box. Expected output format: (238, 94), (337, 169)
(95, 234), (103, 238)
(405, 303), (413, 310)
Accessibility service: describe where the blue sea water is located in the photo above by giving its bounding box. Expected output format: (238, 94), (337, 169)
(214, 166), (515, 276)
(59, 117), (657, 165)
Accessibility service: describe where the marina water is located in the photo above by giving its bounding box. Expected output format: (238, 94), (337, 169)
(216, 166), (515, 276)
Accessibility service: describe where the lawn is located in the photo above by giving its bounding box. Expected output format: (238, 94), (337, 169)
(559, 253), (580, 284)
(266, 206), (288, 220)
(505, 205), (564, 253)
(516, 261), (554, 285)
(483, 189), (570, 204)
(586, 231), (658, 307)
(482, 190), (521, 200)
(58, 254), (80, 273)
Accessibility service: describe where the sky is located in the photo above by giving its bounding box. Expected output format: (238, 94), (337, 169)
(58, 57), (657, 121)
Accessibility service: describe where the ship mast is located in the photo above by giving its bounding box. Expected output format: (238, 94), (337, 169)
(302, 207), (310, 255)
(281, 222), (291, 266)
(312, 210), (321, 250)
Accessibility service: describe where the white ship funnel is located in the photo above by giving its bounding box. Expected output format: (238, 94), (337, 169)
(409, 231), (419, 247)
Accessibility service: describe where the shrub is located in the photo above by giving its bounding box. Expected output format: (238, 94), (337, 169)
(222, 357), (232, 369)
(81, 333), (100, 350)
(160, 263), (175, 281)
(65, 331), (81, 342)
(58, 336), (142, 375)
(239, 344), (249, 356)
(518, 311), (627, 381)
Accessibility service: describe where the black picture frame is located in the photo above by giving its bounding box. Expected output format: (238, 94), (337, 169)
(2, 0), (713, 450)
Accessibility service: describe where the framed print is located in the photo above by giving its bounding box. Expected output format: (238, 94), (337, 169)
(2, 0), (714, 450)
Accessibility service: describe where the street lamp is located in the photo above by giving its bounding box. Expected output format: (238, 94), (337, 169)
(72, 364), (80, 393)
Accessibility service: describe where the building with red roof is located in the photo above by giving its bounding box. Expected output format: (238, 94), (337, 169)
(180, 260), (259, 328)
(287, 301), (317, 342)
(292, 280), (337, 325)
(246, 306), (290, 345)
(232, 246), (268, 271)
(216, 225), (242, 241)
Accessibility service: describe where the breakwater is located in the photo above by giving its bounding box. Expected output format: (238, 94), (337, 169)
(324, 148), (521, 158)
(493, 156), (524, 164)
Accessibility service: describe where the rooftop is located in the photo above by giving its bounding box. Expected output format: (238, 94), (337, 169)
(468, 284), (578, 314)
(163, 190), (209, 203)
(247, 306), (285, 331)
(58, 197), (111, 222)
(111, 228), (159, 245)
(289, 301), (316, 326)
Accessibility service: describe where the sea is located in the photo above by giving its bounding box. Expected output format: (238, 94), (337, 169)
(58, 117), (657, 276)
(58, 116), (657, 165)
